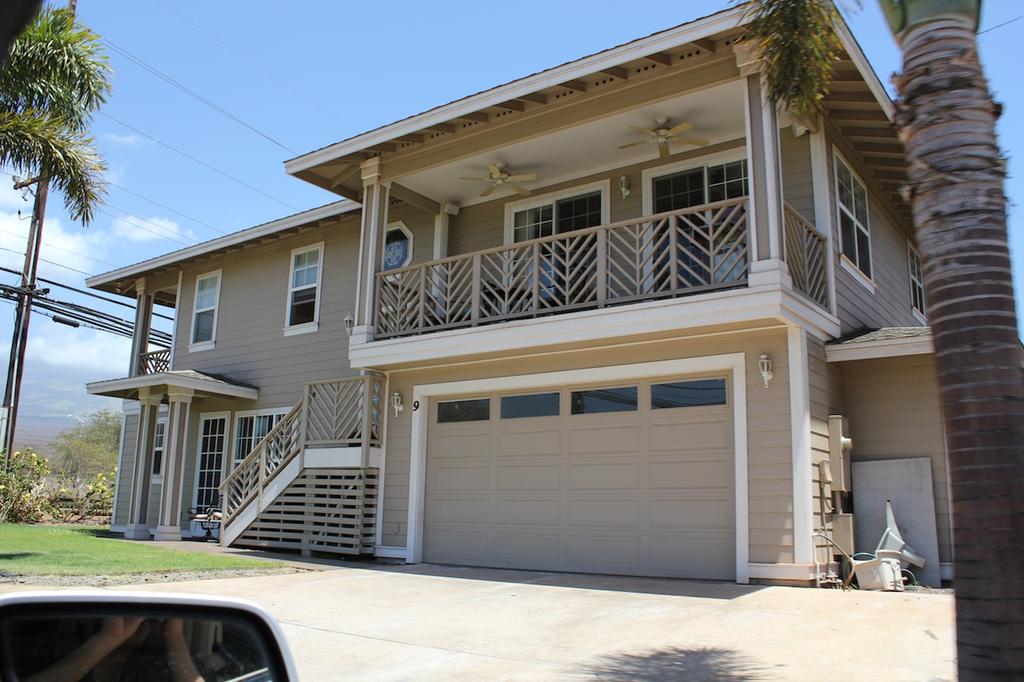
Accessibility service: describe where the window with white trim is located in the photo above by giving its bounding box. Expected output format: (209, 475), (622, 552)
(382, 223), (414, 270)
(511, 190), (603, 243)
(151, 419), (166, 476)
(908, 242), (926, 317)
(652, 159), (748, 212)
(191, 271), (220, 347)
(286, 244), (323, 329)
(233, 410), (289, 467)
(835, 155), (872, 278)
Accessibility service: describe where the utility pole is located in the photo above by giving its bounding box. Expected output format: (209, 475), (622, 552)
(2, 0), (74, 465)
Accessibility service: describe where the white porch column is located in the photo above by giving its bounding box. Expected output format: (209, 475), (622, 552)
(153, 387), (194, 541)
(124, 388), (161, 540)
(351, 157), (391, 345)
(129, 277), (154, 377)
(432, 202), (459, 259)
(736, 46), (791, 288)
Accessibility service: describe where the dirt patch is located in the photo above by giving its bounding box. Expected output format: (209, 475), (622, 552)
(0, 565), (308, 587)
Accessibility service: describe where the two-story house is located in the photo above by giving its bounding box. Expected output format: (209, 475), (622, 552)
(86, 7), (951, 586)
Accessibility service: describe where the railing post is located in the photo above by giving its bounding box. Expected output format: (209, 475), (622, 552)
(596, 228), (607, 308)
(531, 243), (540, 311)
(471, 253), (481, 324)
(257, 446), (266, 510)
(668, 215), (680, 290)
(417, 268), (426, 330)
(360, 376), (373, 469)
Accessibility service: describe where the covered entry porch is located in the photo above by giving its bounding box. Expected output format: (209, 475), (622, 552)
(87, 370), (259, 541)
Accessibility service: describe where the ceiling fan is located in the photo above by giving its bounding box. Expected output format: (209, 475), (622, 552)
(619, 116), (709, 159)
(458, 163), (537, 197)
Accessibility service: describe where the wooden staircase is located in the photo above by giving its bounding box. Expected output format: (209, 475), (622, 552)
(218, 375), (385, 556)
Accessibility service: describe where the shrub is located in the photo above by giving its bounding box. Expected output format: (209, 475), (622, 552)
(42, 469), (116, 521)
(0, 449), (51, 523)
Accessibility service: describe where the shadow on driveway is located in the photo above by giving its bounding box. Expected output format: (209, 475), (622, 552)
(582, 646), (765, 681)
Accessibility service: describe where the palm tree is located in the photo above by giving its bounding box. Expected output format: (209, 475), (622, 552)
(741, 1), (1023, 678)
(0, 5), (110, 223)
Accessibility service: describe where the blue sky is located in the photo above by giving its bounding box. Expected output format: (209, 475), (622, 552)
(2, 0), (1021, 445)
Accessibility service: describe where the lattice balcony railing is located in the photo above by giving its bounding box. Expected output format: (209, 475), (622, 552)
(783, 205), (830, 310)
(137, 348), (171, 375)
(375, 197), (750, 339)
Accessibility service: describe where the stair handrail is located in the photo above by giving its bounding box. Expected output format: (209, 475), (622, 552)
(220, 400), (303, 525)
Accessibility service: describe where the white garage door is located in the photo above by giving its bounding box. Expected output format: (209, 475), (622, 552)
(424, 375), (735, 579)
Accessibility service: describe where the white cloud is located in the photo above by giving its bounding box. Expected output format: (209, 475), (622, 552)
(110, 214), (192, 243)
(100, 132), (145, 148)
(0, 180), (33, 212)
(26, 325), (131, 377)
(0, 209), (108, 281)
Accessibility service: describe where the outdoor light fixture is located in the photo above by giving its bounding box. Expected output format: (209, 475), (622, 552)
(391, 392), (404, 418)
(343, 313), (354, 336)
(758, 354), (773, 389)
(619, 175), (631, 199)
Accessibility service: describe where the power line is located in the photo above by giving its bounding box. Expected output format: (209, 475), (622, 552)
(100, 112), (300, 212)
(95, 207), (197, 247)
(154, 0), (358, 134)
(0, 246), (94, 277)
(0, 228), (119, 269)
(979, 13), (1024, 35)
(102, 37), (297, 154)
(105, 181), (226, 236)
(0, 266), (174, 321)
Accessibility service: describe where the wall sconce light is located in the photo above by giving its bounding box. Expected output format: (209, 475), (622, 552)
(344, 313), (354, 336)
(391, 391), (404, 418)
(758, 354), (774, 389)
(618, 175), (631, 199)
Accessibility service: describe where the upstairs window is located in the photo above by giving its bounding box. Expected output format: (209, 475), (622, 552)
(509, 186), (605, 243)
(286, 244), (323, 332)
(835, 155), (872, 279)
(908, 242), (926, 318)
(190, 271), (221, 349)
(652, 159), (748, 213)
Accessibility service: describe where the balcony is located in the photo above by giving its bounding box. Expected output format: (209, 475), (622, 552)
(137, 348), (171, 375)
(375, 198), (758, 339)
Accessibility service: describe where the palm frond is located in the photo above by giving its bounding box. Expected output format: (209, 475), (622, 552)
(0, 110), (107, 224)
(737, 0), (845, 122)
(0, 6), (112, 131)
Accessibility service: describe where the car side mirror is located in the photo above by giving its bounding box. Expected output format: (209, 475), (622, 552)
(0, 591), (296, 682)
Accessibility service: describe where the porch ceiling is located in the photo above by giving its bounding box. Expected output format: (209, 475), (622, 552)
(398, 80), (746, 206)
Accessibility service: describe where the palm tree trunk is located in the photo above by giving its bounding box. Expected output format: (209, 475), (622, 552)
(894, 16), (1024, 679)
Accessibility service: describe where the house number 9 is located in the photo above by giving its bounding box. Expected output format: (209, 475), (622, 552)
(412, 400), (420, 412)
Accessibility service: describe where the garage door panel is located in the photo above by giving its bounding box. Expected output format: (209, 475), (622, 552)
(428, 464), (491, 491)
(494, 463), (561, 490)
(569, 425), (641, 455)
(649, 496), (733, 529)
(567, 498), (643, 528)
(649, 421), (732, 453)
(494, 498), (562, 526)
(424, 376), (735, 580)
(428, 496), (490, 524)
(497, 429), (562, 457)
(567, 461), (643, 490)
(648, 459), (732, 489)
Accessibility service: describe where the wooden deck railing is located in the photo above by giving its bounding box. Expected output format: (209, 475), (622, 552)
(137, 348), (171, 375)
(783, 205), (830, 309)
(219, 375), (385, 526)
(375, 197), (750, 339)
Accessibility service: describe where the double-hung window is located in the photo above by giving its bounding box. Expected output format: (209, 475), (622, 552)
(286, 243), (323, 333)
(835, 155), (872, 280)
(151, 419), (167, 478)
(190, 271), (221, 350)
(908, 242), (926, 319)
(233, 410), (289, 468)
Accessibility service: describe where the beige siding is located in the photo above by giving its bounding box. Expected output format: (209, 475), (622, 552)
(840, 354), (952, 564)
(448, 138), (747, 257)
(780, 130), (814, 222)
(381, 328), (795, 565)
(825, 126), (921, 333)
(113, 410), (139, 526)
(173, 216), (362, 409)
(808, 337), (844, 562)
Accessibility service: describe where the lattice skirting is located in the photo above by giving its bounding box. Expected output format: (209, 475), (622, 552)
(232, 467), (379, 556)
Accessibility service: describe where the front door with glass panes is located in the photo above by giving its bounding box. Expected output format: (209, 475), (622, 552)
(511, 191), (603, 308)
(194, 415), (227, 511)
(650, 158), (748, 290)
(233, 411), (288, 468)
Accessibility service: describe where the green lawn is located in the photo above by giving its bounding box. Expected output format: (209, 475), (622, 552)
(0, 524), (275, 576)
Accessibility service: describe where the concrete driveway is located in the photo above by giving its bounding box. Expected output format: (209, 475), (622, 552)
(5, 562), (955, 680)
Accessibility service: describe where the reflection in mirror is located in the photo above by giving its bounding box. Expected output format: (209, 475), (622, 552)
(1, 606), (282, 682)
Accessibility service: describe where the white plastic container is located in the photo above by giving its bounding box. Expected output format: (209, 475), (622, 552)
(852, 557), (904, 591)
